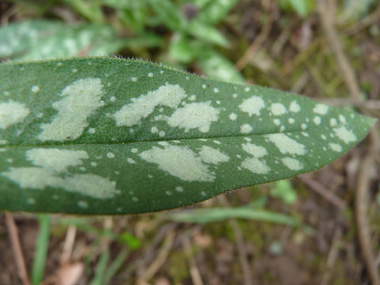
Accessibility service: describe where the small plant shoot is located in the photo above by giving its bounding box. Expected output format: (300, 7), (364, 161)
(0, 57), (375, 215)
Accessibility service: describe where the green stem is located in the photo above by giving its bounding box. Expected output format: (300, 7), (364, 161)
(32, 214), (51, 285)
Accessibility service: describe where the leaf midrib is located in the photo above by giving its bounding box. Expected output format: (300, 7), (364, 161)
(1, 123), (348, 149)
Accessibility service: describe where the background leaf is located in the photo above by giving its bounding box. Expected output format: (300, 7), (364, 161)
(0, 21), (124, 60)
(0, 57), (374, 215)
(149, 0), (187, 31)
(169, 207), (302, 226)
(195, 0), (239, 24)
(197, 49), (245, 83)
(187, 21), (229, 47)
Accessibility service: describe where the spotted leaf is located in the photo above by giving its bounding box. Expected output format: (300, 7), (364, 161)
(0, 57), (375, 214)
(0, 20), (125, 60)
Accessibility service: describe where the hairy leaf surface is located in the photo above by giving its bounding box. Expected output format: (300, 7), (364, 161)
(0, 57), (375, 214)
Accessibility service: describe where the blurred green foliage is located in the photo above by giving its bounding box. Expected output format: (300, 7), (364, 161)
(270, 180), (298, 205)
(343, 0), (378, 20)
(277, 0), (315, 18)
(1, 0), (243, 82)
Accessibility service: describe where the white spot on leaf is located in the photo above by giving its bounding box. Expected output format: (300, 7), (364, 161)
(107, 152), (115, 158)
(139, 145), (215, 182)
(113, 83), (186, 127)
(78, 201), (89, 208)
(241, 143), (270, 174)
(329, 143), (342, 152)
(289, 101), (300, 113)
(271, 103), (287, 116)
(0, 100), (30, 129)
(241, 158), (270, 174)
(266, 134), (306, 155)
(2, 148), (120, 199)
(26, 148), (89, 172)
(242, 143), (267, 158)
(31, 85), (40, 93)
(3, 167), (61, 189)
(127, 158), (136, 164)
(313, 104), (329, 115)
(164, 101), (219, 133)
(239, 96), (265, 116)
(229, 113), (237, 120)
(64, 174), (119, 198)
(240, 124), (253, 134)
(333, 126), (356, 144)
(199, 146), (229, 164)
(281, 157), (303, 170)
(38, 78), (104, 141)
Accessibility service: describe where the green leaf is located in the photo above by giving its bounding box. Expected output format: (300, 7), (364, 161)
(170, 207), (302, 226)
(277, 0), (315, 18)
(149, 0), (187, 31)
(32, 215), (50, 285)
(90, 250), (109, 285)
(120, 232), (141, 250)
(103, 0), (149, 32)
(0, 20), (64, 58)
(0, 57), (375, 215)
(343, 0), (377, 20)
(0, 21), (123, 60)
(187, 20), (229, 47)
(288, 0), (308, 17)
(103, 248), (129, 284)
(197, 49), (245, 84)
(63, 0), (104, 23)
(169, 33), (196, 63)
(196, 0), (238, 24)
(270, 180), (297, 204)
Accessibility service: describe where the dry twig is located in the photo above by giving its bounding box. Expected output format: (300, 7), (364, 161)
(219, 196), (253, 285)
(60, 225), (77, 265)
(137, 229), (175, 284)
(5, 212), (31, 285)
(235, 0), (273, 71)
(344, 4), (380, 35)
(355, 129), (380, 285)
(316, 1), (380, 283)
(0, 4), (20, 26)
(316, 0), (362, 104)
(300, 175), (346, 211)
(183, 236), (204, 285)
(321, 227), (343, 285)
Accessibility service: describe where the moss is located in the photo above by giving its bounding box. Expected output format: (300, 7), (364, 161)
(204, 221), (236, 242)
(167, 250), (190, 283)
